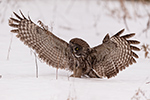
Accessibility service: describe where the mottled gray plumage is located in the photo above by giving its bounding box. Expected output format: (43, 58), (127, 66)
(9, 11), (140, 78)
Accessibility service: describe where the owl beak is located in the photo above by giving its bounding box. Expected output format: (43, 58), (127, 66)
(69, 45), (77, 57)
(72, 49), (76, 56)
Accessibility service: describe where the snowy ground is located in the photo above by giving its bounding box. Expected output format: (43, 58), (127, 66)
(0, 0), (150, 100)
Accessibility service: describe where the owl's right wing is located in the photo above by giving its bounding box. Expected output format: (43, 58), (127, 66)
(91, 29), (140, 78)
(9, 11), (74, 70)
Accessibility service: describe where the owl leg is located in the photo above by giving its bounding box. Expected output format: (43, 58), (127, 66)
(70, 67), (83, 78)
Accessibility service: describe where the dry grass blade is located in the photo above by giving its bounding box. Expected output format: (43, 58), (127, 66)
(7, 34), (13, 60)
(34, 52), (38, 78)
(119, 0), (130, 31)
(131, 88), (150, 100)
(142, 7), (150, 37)
(123, 15), (129, 31)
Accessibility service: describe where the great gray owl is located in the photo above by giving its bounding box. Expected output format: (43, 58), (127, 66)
(9, 11), (140, 78)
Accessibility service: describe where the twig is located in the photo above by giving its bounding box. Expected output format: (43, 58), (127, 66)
(48, 21), (59, 80)
(119, 0), (130, 31)
(34, 52), (38, 78)
(142, 14), (150, 37)
(123, 15), (129, 31)
(7, 33), (13, 60)
(138, 2), (150, 38)
(146, 81), (150, 84)
(141, 44), (150, 58)
(93, 14), (101, 36)
(131, 88), (150, 100)
(65, 0), (75, 13)
(56, 68), (58, 80)
(131, 77), (150, 100)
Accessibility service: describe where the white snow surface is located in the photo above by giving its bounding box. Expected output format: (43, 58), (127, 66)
(0, 0), (150, 100)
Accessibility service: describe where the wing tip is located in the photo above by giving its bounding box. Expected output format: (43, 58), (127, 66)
(103, 33), (110, 43)
(13, 11), (23, 20)
(114, 28), (125, 36)
(121, 33), (135, 39)
(19, 10), (27, 19)
(11, 29), (19, 33)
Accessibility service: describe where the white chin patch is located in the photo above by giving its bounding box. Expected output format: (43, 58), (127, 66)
(75, 54), (80, 58)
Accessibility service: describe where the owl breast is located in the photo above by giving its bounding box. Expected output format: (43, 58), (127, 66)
(71, 54), (99, 78)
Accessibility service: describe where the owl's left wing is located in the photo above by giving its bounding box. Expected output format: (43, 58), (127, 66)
(91, 29), (140, 78)
(9, 11), (75, 71)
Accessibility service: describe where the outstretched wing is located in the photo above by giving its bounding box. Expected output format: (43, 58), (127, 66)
(9, 11), (74, 70)
(92, 29), (140, 78)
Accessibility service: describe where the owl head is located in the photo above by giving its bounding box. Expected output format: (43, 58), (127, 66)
(69, 38), (91, 58)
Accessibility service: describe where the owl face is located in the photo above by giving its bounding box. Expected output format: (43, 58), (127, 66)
(69, 38), (90, 58)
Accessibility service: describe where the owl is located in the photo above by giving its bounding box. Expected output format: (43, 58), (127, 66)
(9, 11), (140, 78)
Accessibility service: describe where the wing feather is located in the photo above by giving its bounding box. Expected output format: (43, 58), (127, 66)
(127, 40), (140, 44)
(92, 29), (140, 78)
(121, 33), (135, 39)
(9, 11), (74, 71)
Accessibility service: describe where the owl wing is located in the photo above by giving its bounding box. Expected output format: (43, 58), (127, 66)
(9, 11), (74, 70)
(91, 29), (140, 78)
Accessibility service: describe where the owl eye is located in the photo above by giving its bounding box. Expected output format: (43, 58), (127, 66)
(75, 47), (79, 51)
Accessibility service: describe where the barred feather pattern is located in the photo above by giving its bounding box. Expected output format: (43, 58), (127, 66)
(9, 11), (74, 70)
(92, 29), (140, 78)
(9, 11), (140, 78)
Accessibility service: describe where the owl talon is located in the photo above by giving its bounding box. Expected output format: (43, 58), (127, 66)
(70, 74), (81, 78)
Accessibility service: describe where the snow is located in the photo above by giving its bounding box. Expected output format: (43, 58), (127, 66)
(0, 0), (150, 100)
